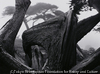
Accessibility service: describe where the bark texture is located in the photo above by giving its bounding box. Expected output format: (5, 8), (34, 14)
(22, 0), (100, 71)
(22, 10), (77, 70)
(0, 0), (31, 74)
(0, 0), (31, 56)
(22, 12), (100, 71)
(76, 13), (100, 42)
(71, 48), (100, 71)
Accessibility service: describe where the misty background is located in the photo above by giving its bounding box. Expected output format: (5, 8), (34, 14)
(0, 0), (100, 50)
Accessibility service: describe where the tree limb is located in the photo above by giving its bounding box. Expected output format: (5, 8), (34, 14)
(0, 0), (31, 56)
(0, 46), (32, 70)
(76, 13), (100, 42)
(71, 48), (100, 71)
(0, 0), (32, 73)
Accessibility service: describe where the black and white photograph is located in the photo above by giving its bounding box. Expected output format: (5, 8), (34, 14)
(0, 0), (100, 74)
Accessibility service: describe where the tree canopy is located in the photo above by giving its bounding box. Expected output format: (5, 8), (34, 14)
(3, 2), (58, 16)
(2, 2), (64, 26)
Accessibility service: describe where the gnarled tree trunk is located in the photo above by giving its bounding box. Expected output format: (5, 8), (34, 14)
(22, 0), (100, 71)
(22, 11), (100, 71)
(0, 0), (32, 74)
(22, 10), (77, 70)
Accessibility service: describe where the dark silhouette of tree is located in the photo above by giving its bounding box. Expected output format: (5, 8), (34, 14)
(0, 0), (100, 73)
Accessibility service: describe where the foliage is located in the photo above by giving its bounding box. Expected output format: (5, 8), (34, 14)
(52, 10), (64, 16)
(27, 2), (58, 15)
(70, 0), (93, 14)
(2, 2), (60, 26)
(31, 10), (64, 22)
(94, 27), (100, 33)
(3, 2), (58, 16)
(77, 47), (95, 63)
(3, 6), (15, 16)
(32, 14), (55, 20)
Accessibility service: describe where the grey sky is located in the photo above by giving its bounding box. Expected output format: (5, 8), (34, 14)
(0, 0), (100, 50)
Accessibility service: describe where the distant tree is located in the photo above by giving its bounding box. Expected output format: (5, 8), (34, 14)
(3, 3), (58, 16)
(2, 2), (60, 27)
(88, 47), (95, 54)
(94, 27), (100, 32)
(29, 9), (65, 26)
